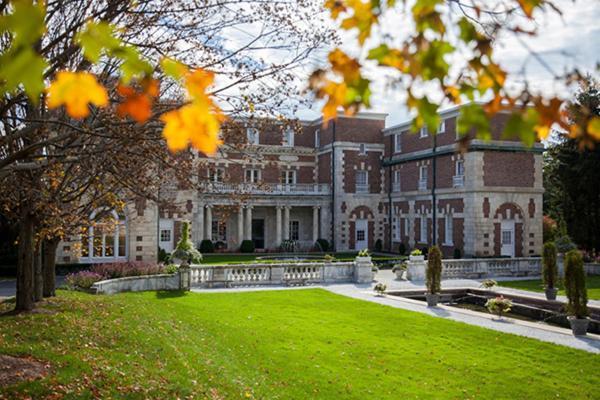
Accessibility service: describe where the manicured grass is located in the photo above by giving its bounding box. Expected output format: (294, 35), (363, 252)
(1, 290), (598, 399)
(498, 276), (600, 300)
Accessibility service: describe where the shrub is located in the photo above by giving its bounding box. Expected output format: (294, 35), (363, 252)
(392, 262), (407, 273)
(555, 235), (576, 254)
(543, 215), (558, 242)
(410, 249), (422, 256)
(374, 282), (386, 295)
(564, 249), (588, 318)
(374, 239), (382, 252)
(485, 296), (512, 318)
(323, 254), (336, 262)
(426, 246), (442, 294)
(240, 240), (255, 253)
(199, 239), (215, 254)
(158, 247), (170, 263)
(164, 264), (179, 274)
(480, 279), (497, 289)
(215, 241), (226, 251)
(542, 241), (558, 289)
(171, 221), (202, 263)
(421, 247), (429, 258)
(358, 249), (370, 257)
(65, 271), (104, 289)
(453, 248), (462, 259)
(315, 238), (329, 252)
(91, 261), (165, 279)
(398, 242), (406, 255)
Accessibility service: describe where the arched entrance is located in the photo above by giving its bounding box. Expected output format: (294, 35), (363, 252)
(493, 203), (524, 257)
(349, 206), (375, 251)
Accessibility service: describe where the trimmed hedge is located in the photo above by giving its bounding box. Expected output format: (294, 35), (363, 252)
(240, 240), (255, 253)
(199, 239), (215, 254)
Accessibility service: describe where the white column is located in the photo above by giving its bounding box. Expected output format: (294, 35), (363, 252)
(312, 206), (320, 242)
(237, 206), (244, 245)
(244, 206), (253, 240)
(283, 206), (290, 240)
(196, 203), (204, 243)
(205, 205), (212, 241)
(275, 206), (282, 246)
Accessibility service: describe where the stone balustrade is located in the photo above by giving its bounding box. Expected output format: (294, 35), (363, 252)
(407, 257), (542, 281)
(190, 260), (370, 288)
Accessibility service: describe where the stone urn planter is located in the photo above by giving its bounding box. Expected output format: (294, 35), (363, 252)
(392, 266), (406, 280)
(568, 317), (589, 336)
(425, 293), (439, 307)
(409, 254), (425, 262)
(544, 287), (558, 301)
(356, 256), (372, 264)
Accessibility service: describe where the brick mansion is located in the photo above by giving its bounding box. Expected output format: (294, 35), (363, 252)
(57, 104), (544, 264)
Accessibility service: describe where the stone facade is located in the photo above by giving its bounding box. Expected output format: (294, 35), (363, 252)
(57, 104), (543, 264)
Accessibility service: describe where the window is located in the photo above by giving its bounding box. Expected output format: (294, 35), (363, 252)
(444, 215), (453, 245)
(209, 168), (224, 183)
(283, 128), (294, 146)
(211, 220), (227, 242)
(280, 170), (296, 185)
(160, 229), (171, 242)
(419, 165), (428, 190)
(455, 159), (464, 176)
(315, 129), (320, 148)
(289, 220), (300, 240)
(81, 209), (127, 260)
(392, 217), (400, 240)
(393, 170), (401, 192)
(453, 159), (465, 187)
(437, 120), (446, 134)
(359, 143), (366, 155)
(420, 216), (427, 243)
(356, 230), (365, 241)
(245, 169), (261, 183)
(502, 230), (512, 245)
(419, 127), (428, 138)
(246, 127), (259, 145)
(394, 133), (401, 153)
(355, 170), (368, 193)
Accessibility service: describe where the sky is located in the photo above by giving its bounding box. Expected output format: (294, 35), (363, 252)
(294, 0), (600, 128)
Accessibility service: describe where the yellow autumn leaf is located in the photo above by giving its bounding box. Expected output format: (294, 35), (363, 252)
(588, 116), (600, 141)
(47, 71), (108, 118)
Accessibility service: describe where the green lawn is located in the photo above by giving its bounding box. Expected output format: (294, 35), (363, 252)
(498, 276), (600, 300)
(1, 290), (598, 399)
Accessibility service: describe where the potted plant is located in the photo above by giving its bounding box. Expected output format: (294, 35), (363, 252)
(374, 282), (386, 297)
(356, 249), (371, 263)
(392, 262), (407, 280)
(425, 246), (442, 306)
(485, 296), (513, 319)
(480, 279), (497, 290)
(171, 221), (202, 265)
(542, 241), (559, 300)
(409, 249), (424, 262)
(564, 249), (589, 335)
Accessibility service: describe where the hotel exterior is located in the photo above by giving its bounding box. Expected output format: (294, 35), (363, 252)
(57, 104), (544, 264)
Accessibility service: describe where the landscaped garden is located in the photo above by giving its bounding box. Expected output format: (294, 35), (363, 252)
(1, 289), (598, 399)
(498, 276), (600, 300)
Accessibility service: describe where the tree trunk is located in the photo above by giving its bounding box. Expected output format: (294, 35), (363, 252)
(43, 238), (60, 297)
(16, 212), (35, 312)
(33, 240), (43, 302)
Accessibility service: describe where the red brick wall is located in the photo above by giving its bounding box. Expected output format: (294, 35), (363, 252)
(343, 150), (383, 193)
(438, 198), (464, 213)
(483, 151), (535, 187)
(318, 153), (331, 184)
(297, 166), (314, 184)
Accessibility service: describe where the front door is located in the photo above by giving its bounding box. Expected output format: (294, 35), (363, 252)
(252, 219), (265, 249)
(500, 220), (515, 257)
(159, 219), (174, 253)
(355, 219), (368, 250)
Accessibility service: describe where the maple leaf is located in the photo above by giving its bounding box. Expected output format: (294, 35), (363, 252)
(116, 79), (159, 123)
(47, 71), (108, 118)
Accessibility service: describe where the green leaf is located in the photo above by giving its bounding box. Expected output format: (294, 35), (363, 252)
(0, 47), (47, 101)
(457, 103), (490, 139)
(113, 46), (153, 83)
(412, 96), (439, 133)
(0, 0), (45, 48)
(458, 17), (478, 43)
(161, 58), (187, 80)
(76, 21), (121, 63)
(503, 110), (538, 146)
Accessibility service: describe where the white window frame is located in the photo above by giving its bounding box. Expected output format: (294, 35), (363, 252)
(315, 129), (320, 148)
(280, 169), (296, 185)
(359, 143), (366, 155)
(419, 127), (428, 138)
(245, 168), (261, 183)
(355, 170), (369, 193)
(211, 220), (227, 243)
(209, 167), (224, 183)
(437, 120), (446, 134)
(420, 216), (427, 243)
(392, 217), (401, 241)
(160, 229), (171, 242)
(455, 159), (464, 176)
(392, 170), (401, 192)
(289, 220), (300, 241)
(444, 214), (453, 246)
(246, 127), (259, 145)
(394, 133), (402, 153)
(80, 209), (127, 262)
(419, 165), (428, 190)
(283, 128), (294, 147)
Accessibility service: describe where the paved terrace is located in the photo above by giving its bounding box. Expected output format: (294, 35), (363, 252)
(192, 269), (600, 354)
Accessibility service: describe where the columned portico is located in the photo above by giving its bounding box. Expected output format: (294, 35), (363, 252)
(275, 206), (282, 246)
(283, 206), (290, 240)
(195, 202), (204, 243)
(244, 206), (253, 240)
(237, 206), (244, 246)
(204, 205), (212, 241)
(312, 206), (320, 242)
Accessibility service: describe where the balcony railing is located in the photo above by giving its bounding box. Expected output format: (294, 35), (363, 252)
(392, 182), (401, 193)
(355, 183), (369, 193)
(202, 182), (331, 195)
(452, 174), (465, 188)
(418, 179), (427, 191)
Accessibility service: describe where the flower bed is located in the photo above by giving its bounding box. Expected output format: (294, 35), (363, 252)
(65, 262), (174, 291)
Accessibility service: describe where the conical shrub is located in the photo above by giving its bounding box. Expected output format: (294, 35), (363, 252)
(564, 249), (588, 318)
(426, 246), (442, 294)
(542, 241), (558, 289)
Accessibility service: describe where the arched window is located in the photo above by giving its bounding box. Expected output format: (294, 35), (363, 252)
(80, 209), (127, 262)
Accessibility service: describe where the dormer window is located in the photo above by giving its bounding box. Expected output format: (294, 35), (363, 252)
(394, 134), (401, 153)
(419, 127), (428, 138)
(246, 128), (259, 145)
(437, 120), (446, 134)
(359, 143), (366, 155)
(315, 129), (320, 148)
(283, 127), (294, 146)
